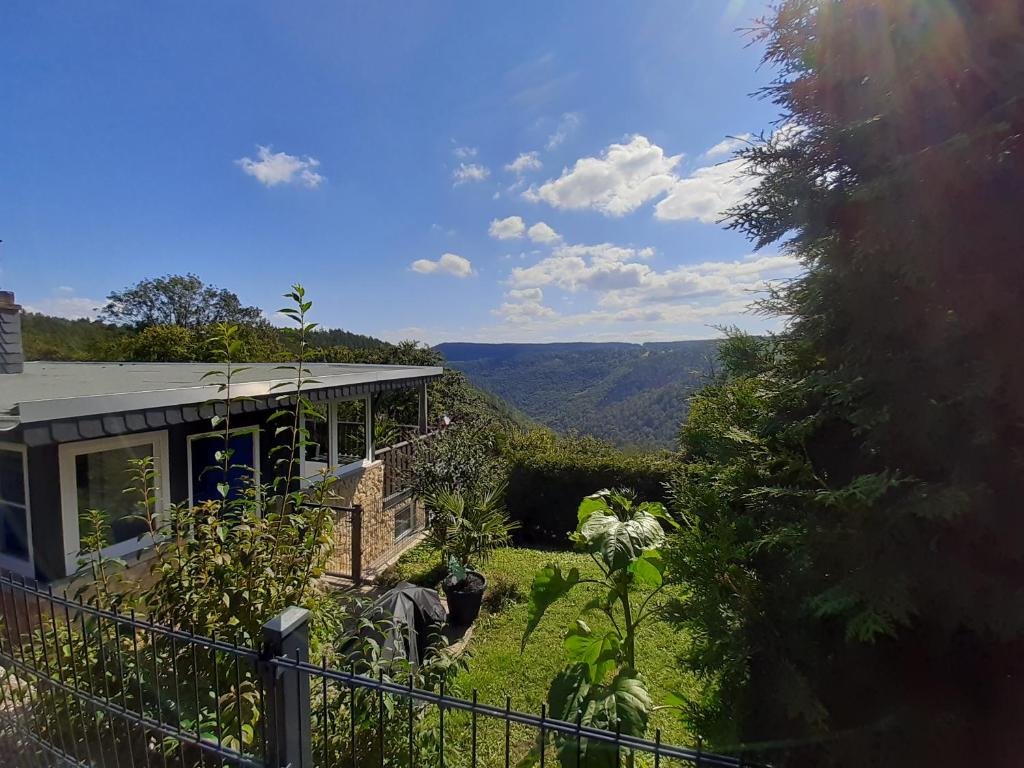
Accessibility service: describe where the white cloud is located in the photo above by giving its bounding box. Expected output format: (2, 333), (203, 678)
(546, 112), (582, 150)
(236, 145), (325, 188)
(508, 287), (544, 302)
(461, 246), (803, 341)
(510, 243), (657, 293)
(524, 133), (760, 224)
(510, 241), (799, 308)
(653, 157), (757, 223)
(24, 291), (102, 319)
(525, 135), (681, 217)
(527, 221), (560, 244)
(495, 287), (558, 324)
(410, 253), (474, 278)
(489, 216), (526, 240)
(452, 163), (490, 185)
(505, 151), (542, 175)
(704, 133), (753, 159)
(453, 145), (478, 159)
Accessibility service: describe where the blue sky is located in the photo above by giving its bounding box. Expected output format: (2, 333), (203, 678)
(0, 0), (798, 344)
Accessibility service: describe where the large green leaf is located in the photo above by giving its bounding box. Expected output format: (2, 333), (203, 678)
(577, 493), (611, 526)
(521, 565), (580, 650)
(563, 620), (621, 683)
(547, 665), (652, 768)
(636, 501), (680, 530)
(629, 550), (665, 587)
(580, 511), (665, 572)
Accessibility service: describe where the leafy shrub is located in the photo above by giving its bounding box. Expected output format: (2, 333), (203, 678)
(410, 421), (507, 502)
(502, 430), (679, 545)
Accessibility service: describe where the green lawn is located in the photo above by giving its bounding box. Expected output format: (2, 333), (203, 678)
(385, 544), (697, 763)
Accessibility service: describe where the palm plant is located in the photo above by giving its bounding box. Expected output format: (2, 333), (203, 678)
(423, 482), (517, 584)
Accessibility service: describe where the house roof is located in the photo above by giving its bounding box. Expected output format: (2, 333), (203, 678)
(0, 361), (443, 432)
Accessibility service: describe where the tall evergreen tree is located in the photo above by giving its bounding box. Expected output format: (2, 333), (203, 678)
(667, 2), (1024, 766)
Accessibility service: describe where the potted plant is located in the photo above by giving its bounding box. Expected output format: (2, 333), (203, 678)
(442, 556), (488, 627)
(424, 483), (517, 626)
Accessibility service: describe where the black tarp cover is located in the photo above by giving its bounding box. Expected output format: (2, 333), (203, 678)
(370, 582), (447, 667)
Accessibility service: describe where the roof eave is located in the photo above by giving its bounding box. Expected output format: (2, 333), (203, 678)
(11, 366), (444, 427)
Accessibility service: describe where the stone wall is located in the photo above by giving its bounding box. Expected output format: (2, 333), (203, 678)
(325, 461), (389, 575)
(327, 460), (384, 510)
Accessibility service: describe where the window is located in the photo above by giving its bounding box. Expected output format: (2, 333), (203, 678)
(188, 427), (260, 505)
(0, 445), (31, 569)
(59, 432), (169, 576)
(304, 402), (331, 465)
(394, 500), (413, 541)
(300, 397), (373, 479)
(336, 399), (367, 465)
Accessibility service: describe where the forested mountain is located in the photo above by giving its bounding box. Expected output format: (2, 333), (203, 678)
(436, 340), (719, 448)
(21, 313), (386, 361)
(22, 313), (129, 360)
(288, 326), (386, 351)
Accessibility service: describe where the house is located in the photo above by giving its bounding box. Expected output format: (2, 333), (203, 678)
(0, 291), (442, 583)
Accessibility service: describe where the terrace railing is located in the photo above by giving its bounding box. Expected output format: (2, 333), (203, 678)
(0, 572), (763, 768)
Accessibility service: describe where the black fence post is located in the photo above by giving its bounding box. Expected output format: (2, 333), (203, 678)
(351, 504), (363, 585)
(261, 606), (312, 768)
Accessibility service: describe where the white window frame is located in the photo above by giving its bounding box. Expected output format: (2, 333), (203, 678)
(0, 443), (34, 578)
(299, 396), (374, 482)
(186, 426), (261, 506)
(59, 431), (170, 577)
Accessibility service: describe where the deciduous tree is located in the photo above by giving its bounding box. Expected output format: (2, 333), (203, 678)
(101, 273), (263, 329)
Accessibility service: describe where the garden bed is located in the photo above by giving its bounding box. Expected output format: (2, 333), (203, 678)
(381, 543), (698, 761)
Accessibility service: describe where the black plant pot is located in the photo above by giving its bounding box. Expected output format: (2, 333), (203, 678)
(442, 569), (487, 627)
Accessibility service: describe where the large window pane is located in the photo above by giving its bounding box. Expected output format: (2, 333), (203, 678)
(0, 501), (28, 560)
(75, 443), (152, 545)
(0, 449), (28, 561)
(0, 450), (25, 505)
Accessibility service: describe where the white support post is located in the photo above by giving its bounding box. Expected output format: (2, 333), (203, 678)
(365, 394), (375, 461)
(327, 400), (338, 469)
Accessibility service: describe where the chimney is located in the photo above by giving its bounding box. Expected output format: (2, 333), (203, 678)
(0, 291), (24, 374)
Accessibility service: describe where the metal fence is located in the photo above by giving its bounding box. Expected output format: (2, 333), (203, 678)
(0, 573), (761, 768)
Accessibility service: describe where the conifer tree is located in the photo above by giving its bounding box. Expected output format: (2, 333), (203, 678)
(669, 2), (1024, 765)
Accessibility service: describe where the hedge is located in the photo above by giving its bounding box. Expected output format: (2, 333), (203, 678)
(501, 430), (680, 546)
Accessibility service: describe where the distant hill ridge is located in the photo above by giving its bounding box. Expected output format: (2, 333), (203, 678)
(435, 339), (720, 448)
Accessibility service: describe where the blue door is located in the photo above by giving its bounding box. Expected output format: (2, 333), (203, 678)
(189, 430), (259, 505)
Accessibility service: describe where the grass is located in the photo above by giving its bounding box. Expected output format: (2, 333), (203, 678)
(384, 543), (698, 763)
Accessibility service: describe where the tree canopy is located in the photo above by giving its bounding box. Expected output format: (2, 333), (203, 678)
(100, 273), (264, 329)
(666, 1), (1024, 766)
